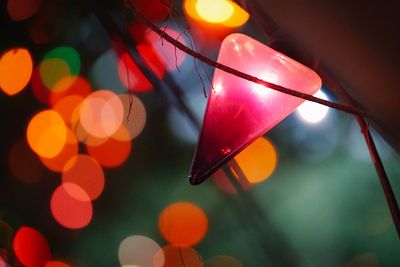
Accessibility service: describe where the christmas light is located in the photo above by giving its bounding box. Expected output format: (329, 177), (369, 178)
(0, 48), (33, 96)
(296, 90), (329, 124)
(189, 33), (321, 184)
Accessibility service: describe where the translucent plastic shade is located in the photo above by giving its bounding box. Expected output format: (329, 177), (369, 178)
(189, 33), (321, 185)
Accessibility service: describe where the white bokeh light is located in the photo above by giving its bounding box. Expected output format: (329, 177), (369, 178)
(296, 90), (329, 124)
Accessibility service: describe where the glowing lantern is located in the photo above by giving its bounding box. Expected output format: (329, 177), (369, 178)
(183, 0), (249, 49)
(189, 33), (321, 184)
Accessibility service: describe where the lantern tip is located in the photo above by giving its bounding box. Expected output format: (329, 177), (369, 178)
(188, 168), (205, 185)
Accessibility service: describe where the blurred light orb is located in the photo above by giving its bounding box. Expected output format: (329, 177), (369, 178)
(92, 50), (126, 93)
(185, 0), (249, 27)
(145, 28), (187, 71)
(7, 0), (41, 21)
(80, 90), (124, 138)
(31, 66), (52, 104)
(158, 202), (208, 246)
(0, 257), (9, 267)
(86, 129), (132, 168)
(52, 94), (85, 126)
(118, 94), (147, 140)
(44, 261), (71, 267)
(118, 235), (164, 267)
(195, 0), (234, 23)
(50, 183), (93, 229)
(154, 245), (203, 267)
(44, 47), (80, 76)
(296, 90), (329, 124)
(136, 43), (166, 78)
(233, 137), (277, 184)
(49, 76), (92, 106)
(27, 110), (68, 158)
(62, 154), (105, 200)
(40, 47), (80, 92)
(0, 48), (33, 96)
(205, 255), (244, 267)
(118, 52), (153, 92)
(40, 127), (78, 173)
(129, 0), (169, 23)
(51, 76), (79, 94)
(39, 59), (72, 91)
(13, 226), (51, 267)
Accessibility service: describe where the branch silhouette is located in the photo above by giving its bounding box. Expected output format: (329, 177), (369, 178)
(126, 1), (370, 118)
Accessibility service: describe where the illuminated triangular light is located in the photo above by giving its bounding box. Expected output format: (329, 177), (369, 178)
(189, 33), (321, 184)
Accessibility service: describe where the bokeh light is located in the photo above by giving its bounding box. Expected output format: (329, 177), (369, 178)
(52, 95), (85, 126)
(184, 0), (249, 27)
(233, 137), (277, 184)
(49, 76), (92, 106)
(91, 50), (126, 93)
(44, 47), (80, 76)
(79, 90), (124, 138)
(296, 90), (329, 124)
(128, 0), (169, 23)
(136, 43), (166, 78)
(44, 261), (71, 267)
(145, 28), (187, 71)
(39, 59), (72, 91)
(27, 110), (68, 158)
(50, 183), (93, 229)
(0, 257), (9, 267)
(195, 0), (234, 23)
(205, 255), (244, 267)
(118, 94), (147, 140)
(40, 127), (78, 173)
(154, 245), (203, 267)
(39, 47), (80, 93)
(31, 66), (51, 104)
(158, 202), (208, 246)
(8, 139), (44, 183)
(13, 226), (51, 267)
(118, 235), (164, 267)
(118, 52), (153, 92)
(0, 48), (33, 96)
(62, 155), (105, 200)
(51, 76), (80, 94)
(74, 122), (109, 146)
(6, 0), (41, 21)
(86, 129), (132, 168)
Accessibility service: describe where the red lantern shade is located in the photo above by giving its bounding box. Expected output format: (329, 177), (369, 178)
(189, 33), (321, 184)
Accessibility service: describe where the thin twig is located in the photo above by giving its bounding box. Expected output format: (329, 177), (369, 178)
(327, 79), (400, 238)
(126, 1), (370, 118)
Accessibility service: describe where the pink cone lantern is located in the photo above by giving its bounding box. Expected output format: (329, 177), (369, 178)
(189, 33), (322, 185)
